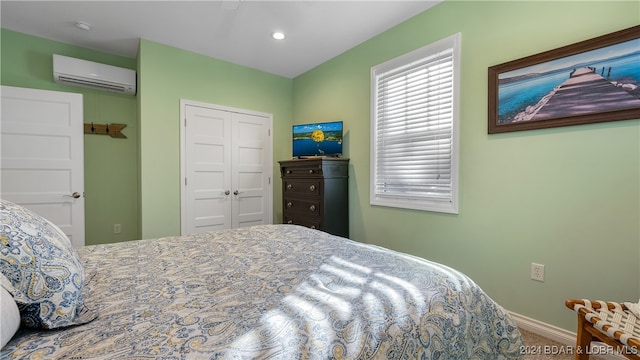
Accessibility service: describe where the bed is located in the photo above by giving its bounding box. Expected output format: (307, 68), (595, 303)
(1, 200), (524, 359)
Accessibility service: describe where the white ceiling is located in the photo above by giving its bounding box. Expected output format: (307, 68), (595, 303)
(1, 1), (440, 78)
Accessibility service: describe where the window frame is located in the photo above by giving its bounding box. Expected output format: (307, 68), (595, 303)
(370, 32), (461, 214)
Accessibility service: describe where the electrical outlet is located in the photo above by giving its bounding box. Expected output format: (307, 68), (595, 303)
(113, 224), (121, 234)
(531, 263), (545, 282)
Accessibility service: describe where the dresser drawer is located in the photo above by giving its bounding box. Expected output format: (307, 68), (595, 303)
(283, 179), (321, 197)
(283, 214), (321, 230)
(282, 165), (323, 177)
(283, 198), (321, 217)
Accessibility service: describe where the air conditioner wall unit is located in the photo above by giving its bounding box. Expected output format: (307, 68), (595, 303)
(53, 54), (136, 95)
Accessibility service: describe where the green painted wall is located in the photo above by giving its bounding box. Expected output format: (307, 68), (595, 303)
(137, 40), (292, 239)
(292, 1), (640, 332)
(0, 29), (139, 245)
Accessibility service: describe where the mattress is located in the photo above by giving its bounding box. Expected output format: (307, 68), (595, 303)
(2, 224), (524, 359)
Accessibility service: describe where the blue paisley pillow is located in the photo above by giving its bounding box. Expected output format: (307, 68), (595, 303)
(0, 199), (97, 329)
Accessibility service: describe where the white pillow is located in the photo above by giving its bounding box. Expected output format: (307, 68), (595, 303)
(1, 281), (20, 348)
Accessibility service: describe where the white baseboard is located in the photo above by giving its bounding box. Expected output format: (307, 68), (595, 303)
(509, 311), (576, 345)
(509, 311), (624, 360)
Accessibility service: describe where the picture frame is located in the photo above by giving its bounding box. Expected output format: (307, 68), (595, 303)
(488, 25), (640, 134)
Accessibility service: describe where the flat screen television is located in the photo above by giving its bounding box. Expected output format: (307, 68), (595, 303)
(292, 121), (343, 158)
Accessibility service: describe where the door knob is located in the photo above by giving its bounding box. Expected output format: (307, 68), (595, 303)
(224, 190), (230, 195)
(233, 190), (240, 195)
(64, 192), (81, 199)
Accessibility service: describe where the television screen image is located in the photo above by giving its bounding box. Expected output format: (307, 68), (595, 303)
(292, 121), (343, 157)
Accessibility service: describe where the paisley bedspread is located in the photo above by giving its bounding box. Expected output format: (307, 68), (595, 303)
(2, 225), (524, 359)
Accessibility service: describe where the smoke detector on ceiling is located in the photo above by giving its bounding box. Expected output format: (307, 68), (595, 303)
(76, 21), (91, 31)
(220, 0), (240, 11)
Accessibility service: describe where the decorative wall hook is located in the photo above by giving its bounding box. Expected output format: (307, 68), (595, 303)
(84, 123), (127, 138)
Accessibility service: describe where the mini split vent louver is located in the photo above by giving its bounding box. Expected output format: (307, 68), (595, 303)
(53, 54), (136, 95)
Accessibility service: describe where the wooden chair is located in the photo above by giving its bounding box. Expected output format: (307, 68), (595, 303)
(565, 299), (640, 360)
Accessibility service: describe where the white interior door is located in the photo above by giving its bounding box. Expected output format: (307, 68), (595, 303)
(1, 86), (85, 247)
(231, 112), (272, 228)
(181, 100), (272, 235)
(183, 104), (232, 233)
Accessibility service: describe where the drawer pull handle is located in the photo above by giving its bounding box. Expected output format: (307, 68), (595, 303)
(287, 202), (293, 208)
(287, 184), (293, 190)
(309, 205), (316, 212)
(286, 170), (291, 174)
(309, 184), (316, 192)
(308, 169), (314, 174)
(310, 225), (316, 229)
(287, 220), (293, 224)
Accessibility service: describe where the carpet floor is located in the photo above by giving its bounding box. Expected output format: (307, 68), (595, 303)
(520, 328), (608, 360)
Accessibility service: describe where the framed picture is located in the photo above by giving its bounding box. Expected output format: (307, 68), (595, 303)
(488, 25), (640, 134)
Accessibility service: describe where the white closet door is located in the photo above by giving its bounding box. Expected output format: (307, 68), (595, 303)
(1, 86), (85, 246)
(181, 100), (272, 235)
(184, 105), (232, 233)
(231, 112), (271, 228)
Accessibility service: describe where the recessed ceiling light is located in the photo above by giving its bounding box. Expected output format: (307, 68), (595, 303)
(76, 21), (91, 31)
(272, 32), (286, 40)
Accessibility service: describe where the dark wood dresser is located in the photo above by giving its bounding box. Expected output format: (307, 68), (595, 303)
(279, 158), (349, 238)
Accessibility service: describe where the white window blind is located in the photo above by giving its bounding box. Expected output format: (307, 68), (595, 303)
(370, 33), (460, 213)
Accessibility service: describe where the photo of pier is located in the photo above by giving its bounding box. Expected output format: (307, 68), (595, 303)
(497, 38), (640, 125)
